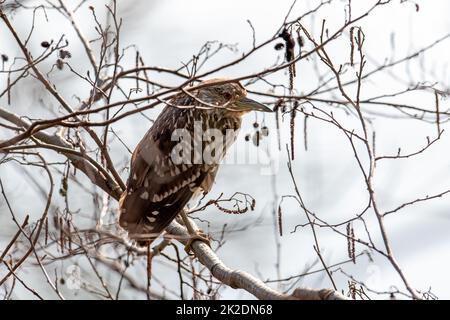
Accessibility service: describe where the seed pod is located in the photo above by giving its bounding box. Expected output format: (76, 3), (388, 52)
(280, 28), (295, 63)
(1, 54), (8, 62)
(59, 175), (68, 197)
(280, 28), (296, 89)
(253, 122), (259, 128)
(244, 134), (250, 142)
(297, 30), (304, 47)
(41, 41), (50, 48)
(56, 59), (64, 70)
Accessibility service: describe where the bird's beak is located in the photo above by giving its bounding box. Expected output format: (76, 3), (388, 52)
(235, 97), (273, 112)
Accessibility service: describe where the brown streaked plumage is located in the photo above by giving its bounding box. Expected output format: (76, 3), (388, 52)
(118, 79), (272, 245)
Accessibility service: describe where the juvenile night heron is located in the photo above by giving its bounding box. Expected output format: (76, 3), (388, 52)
(118, 79), (272, 250)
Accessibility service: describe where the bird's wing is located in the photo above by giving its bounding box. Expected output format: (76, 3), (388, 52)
(118, 106), (217, 244)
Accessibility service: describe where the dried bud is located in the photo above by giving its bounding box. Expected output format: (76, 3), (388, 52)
(41, 41), (50, 48)
(244, 134), (250, 142)
(88, 5), (94, 10)
(1, 54), (8, 62)
(274, 43), (284, 51)
(59, 50), (72, 59)
(253, 122), (259, 128)
(261, 126), (269, 136)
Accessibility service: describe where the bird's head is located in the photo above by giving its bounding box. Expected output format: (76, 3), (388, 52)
(194, 79), (273, 115)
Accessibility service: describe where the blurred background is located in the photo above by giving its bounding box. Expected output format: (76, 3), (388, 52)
(1, 0), (450, 299)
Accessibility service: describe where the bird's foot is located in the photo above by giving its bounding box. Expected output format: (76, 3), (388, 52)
(184, 230), (210, 254)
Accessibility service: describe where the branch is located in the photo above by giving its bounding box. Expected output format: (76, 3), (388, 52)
(165, 220), (347, 300)
(0, 107), (122, 199)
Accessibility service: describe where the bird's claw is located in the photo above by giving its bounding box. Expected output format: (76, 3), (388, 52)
(184, 230), (210, 254)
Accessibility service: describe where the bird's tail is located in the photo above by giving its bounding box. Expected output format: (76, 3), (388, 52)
(118, 189), (158, 246)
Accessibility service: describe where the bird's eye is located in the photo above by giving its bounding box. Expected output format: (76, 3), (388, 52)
(224, 92), (232, 100)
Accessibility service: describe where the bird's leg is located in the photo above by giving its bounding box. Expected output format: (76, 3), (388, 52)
(179, 210), (210, 254)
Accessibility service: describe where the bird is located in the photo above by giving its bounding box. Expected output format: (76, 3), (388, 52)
(118, 78), (272, 251)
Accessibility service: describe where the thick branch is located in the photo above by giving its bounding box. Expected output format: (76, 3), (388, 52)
(165, 221), (347, 300)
